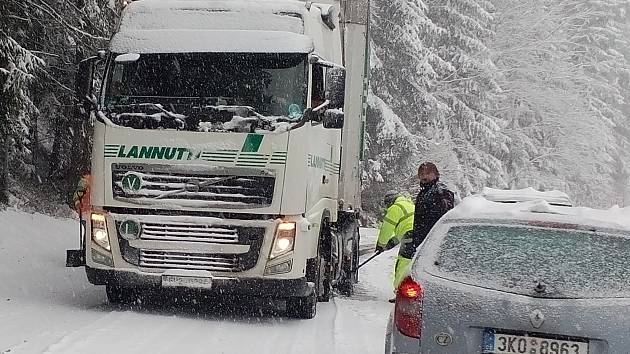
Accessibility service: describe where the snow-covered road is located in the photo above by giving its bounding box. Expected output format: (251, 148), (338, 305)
(0, 210), (395, 353)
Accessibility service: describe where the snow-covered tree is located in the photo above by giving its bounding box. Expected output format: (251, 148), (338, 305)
(0, 33), (44, 204)
(489, 0), (628, 207)
(424, 0), (508, 194)
(366, 0), (509, 211)
(0, 0), (114, 208)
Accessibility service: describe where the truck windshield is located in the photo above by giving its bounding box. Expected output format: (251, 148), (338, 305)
(104, 52), (307, 118)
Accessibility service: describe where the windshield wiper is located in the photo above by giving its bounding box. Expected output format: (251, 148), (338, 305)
(103, 103), (187, 129)
(202, 105), (302, 132)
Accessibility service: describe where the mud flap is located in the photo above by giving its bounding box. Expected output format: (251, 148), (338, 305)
(66, 249), (85, 267)
(67, 218), (86, 267)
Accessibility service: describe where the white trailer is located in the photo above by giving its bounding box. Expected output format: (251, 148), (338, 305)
(67, 0), (370, 319)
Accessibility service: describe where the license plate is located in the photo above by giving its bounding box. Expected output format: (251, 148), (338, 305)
(162, 275), (212, 289)
(482, 330), (589, 354)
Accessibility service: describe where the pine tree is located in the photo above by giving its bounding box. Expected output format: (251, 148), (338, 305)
(365, 0), (449, 207)
(0, 0), (115, 207)
(489, 0), (626, 207)
(424, 0), (508, 194)
(0, 32), (44, 204)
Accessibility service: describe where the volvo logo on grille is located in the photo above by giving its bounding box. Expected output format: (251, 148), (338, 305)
(119, 220), (141, 240)
(121, 173), (143, 193)
(185, 179), (201, 193)
(529, 309), (545, 329)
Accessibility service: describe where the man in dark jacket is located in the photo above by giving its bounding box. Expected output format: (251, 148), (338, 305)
(394, 162), (454, 287)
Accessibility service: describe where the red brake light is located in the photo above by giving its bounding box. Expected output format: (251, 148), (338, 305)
(399, 278), (421, 299)
(394, 276), (423, 339)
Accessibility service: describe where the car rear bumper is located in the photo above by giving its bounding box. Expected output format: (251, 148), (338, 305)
(86, 266), (313, 298)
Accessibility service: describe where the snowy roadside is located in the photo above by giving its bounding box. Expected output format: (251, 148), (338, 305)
(0, 209), (393, 353)
(359, 227), (377, 255)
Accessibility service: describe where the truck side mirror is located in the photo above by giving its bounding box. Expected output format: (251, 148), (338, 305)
(322, 109), (344, 129)
(75, 56), (97, 108)
(325, 67), (345, 109)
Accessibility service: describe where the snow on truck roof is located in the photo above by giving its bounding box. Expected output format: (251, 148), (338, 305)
(119, 0), (305, 33)
(445, 192), (630, 232)
(110, 30), (314, 54)
(113, 0), (314, 53)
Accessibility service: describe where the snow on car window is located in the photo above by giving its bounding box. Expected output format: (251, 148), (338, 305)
(430, 224), (630, 298)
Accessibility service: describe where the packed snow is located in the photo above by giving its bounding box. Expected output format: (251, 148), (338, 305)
(121, 0), (307, 32)
(448, 194), (630, 231)
(0, 210), (394, 353)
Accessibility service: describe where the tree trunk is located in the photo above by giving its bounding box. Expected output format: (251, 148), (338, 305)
(0, 57), (9, 205)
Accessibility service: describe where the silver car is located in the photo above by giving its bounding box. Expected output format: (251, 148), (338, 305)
(386, 195), (630, 354)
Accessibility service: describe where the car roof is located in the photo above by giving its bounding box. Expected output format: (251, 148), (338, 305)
(443, 194), (630, 232)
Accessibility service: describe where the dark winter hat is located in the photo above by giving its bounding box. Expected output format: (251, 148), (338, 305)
(418, 162), (440, 176)
(383, 190), (401, 206)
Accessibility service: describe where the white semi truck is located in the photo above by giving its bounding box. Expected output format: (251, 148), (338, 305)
(66, 0), (370, 319)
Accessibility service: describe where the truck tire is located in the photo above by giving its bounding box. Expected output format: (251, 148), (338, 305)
(106, 285), (134, 304)
(337, 225), (359, 296)
(312, 218), (332, 302)
(286, 292), (317, 319)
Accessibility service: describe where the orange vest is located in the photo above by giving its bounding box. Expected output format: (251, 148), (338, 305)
(73, 174), (91, 214)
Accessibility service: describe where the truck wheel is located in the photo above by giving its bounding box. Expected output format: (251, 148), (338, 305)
(316, 251), (332, 302)
(106, 285), (134, 304)
(286, 292), (317, 319)
(314, 219), (333, 302)
(337, 261), (355, 296)
(337, 226), (359, 296)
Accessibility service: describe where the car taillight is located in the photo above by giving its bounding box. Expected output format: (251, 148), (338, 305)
(394, 276), (423, 339)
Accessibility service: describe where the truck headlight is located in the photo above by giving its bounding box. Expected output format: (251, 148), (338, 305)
(91, 213), (111, 251)
(270, 222), (295, 259)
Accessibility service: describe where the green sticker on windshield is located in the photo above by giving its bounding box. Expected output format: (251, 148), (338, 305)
(241, 134), (264, 153)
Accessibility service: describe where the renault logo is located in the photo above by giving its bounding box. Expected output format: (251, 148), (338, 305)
(121, 173), (143, 193)
(119, 220), (141, 240)
(530, 309), (545, 329)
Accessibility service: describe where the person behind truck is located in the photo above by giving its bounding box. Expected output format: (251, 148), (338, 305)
(374, 190), (415, 295)
(72, 173), (91, 215)
(395, 162), (454, 288)
(72, 172), (91, 244)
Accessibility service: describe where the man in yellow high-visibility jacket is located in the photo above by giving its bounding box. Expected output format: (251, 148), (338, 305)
(375, 191), (415, 292)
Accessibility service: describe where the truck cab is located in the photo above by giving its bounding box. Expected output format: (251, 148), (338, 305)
(67, 0), (369, 319)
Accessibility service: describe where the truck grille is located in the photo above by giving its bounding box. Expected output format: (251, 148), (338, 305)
(140, 222), (239, 244)
(111, 164), (275, 208)
(139, 250), (240, 272)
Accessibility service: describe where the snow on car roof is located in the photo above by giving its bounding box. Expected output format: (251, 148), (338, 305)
(110, 29), (314, 54)
(445, 194), (630, 232)
(120, 0), (306, 33)
(481, 187), (573, 206)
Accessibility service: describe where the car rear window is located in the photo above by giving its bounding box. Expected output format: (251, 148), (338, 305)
(429, 224), (630, 298)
